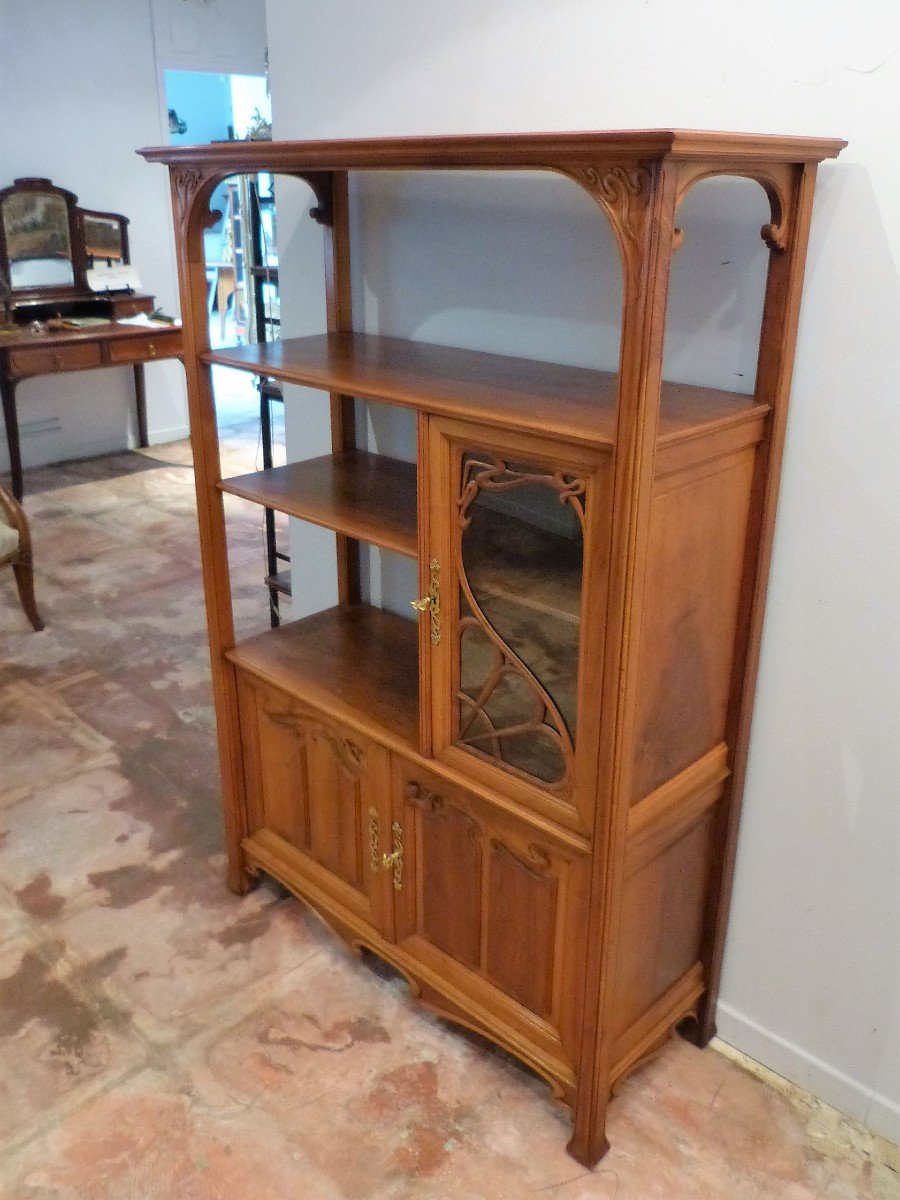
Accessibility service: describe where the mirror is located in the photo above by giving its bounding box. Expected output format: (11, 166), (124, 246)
(82, 214), (125, 264)
(2, 190), (74, 289)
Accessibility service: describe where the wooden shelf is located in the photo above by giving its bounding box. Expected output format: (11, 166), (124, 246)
(219, 451), (418, 558)
(227, 603), (420, 752)
(203, 333), (769, 449)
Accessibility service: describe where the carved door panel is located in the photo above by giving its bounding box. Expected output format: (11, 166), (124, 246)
(237, 673), (394, 936)
(391, 757), (590, 1071)
(424, 417), (611, 833)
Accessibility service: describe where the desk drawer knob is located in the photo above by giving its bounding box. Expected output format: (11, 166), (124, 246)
(52, 353), (63, 368)
(147, 342), (156, 358)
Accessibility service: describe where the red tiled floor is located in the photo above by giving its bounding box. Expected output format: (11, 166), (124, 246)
(0, 429), (897, 1198)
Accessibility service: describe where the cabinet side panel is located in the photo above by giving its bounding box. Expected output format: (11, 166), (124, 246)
(612, 808), (718, 1040)
(633, 449), (756, 801)
(485, 841), (558, 1020)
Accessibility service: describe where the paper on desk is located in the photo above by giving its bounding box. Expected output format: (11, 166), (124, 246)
(87, 265), (143, 293)
(117, 314), (178, 328)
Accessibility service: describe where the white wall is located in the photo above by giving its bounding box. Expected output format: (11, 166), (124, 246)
(266, 0), (900, 1143)
(0, 0), (267, 472)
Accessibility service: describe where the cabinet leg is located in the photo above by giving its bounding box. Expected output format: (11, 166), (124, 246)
(1, 374), (23, 501)
(678, 1005), (717, 1049)
(566, 1127), (610, 1169)
(133, 364), (149, 448)
(225, 853), (259, 897)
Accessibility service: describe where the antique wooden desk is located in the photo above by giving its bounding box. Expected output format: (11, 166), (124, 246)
(0, 177), (183, 498)
(0, 311), (182, 499)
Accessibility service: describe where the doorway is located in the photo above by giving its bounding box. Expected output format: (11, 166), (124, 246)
(163, 69), (273, 425)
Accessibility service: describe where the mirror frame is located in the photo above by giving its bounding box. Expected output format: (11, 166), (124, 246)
(0, 177), (85, 306)
(79, 207), (130, 268)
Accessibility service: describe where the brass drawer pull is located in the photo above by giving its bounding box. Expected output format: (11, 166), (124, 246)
(147, 342), (157, 357)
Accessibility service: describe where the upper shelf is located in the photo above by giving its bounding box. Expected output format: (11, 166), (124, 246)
(139, 129), (846, 172)
(204, 333), (770, 449)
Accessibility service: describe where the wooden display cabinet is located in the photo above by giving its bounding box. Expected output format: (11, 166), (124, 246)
(140, 130), (844, 1166)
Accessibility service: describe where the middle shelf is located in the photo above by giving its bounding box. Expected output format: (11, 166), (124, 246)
(220, 449), (418, 559)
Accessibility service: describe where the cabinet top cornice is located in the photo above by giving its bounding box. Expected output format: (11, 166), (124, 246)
(139, 129), (845, 172)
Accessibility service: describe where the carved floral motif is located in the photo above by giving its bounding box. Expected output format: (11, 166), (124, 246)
(262, 703), (365, 777)
(171, 167), (210, 236)
(490, 837), (553, 875)
(571, 163), (654, 274)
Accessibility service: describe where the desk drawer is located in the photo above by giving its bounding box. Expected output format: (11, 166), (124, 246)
(107, 331), (180, 366)
(8, 342), (102, 377)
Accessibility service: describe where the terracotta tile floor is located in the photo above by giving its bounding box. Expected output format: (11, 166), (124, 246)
(1, 425), (898, 1199)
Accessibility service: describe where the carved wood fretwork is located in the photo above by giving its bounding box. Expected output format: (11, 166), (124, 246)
(458, 456), (586, 531)
(454, 455), (581, 793)
(262, 703), (365, 778)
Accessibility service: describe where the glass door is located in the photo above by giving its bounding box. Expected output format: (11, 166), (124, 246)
(424, 418), (611, 833)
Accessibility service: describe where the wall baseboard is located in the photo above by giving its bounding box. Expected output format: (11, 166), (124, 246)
(0, 425), (191, 474)
(148, 424), (190, 445)
(716, 1002), (900, 1146)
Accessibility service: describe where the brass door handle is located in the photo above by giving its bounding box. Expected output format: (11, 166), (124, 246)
(367, 810), (404, 890)
(410, 558), (441, 644)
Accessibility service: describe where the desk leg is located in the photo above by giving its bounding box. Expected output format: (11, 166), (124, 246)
(1, 374), (23, 501)
(133, 364), (149, 448)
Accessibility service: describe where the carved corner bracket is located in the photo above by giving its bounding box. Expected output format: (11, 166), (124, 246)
(563, 162), (656, 278)
(172, 165), (337, 239)
(295, 171), (335, 227)
(171, 167), (221, 241)
(674, 162), (795, 254)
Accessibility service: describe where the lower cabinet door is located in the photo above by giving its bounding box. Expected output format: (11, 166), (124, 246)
(236, 672), (393, 936)
(391, 757), (589, 1072)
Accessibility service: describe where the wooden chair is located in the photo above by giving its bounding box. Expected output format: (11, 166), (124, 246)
(0, 480), (43, 630)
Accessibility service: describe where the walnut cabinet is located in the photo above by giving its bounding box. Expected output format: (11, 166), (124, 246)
(141, 130), (844, 1166)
